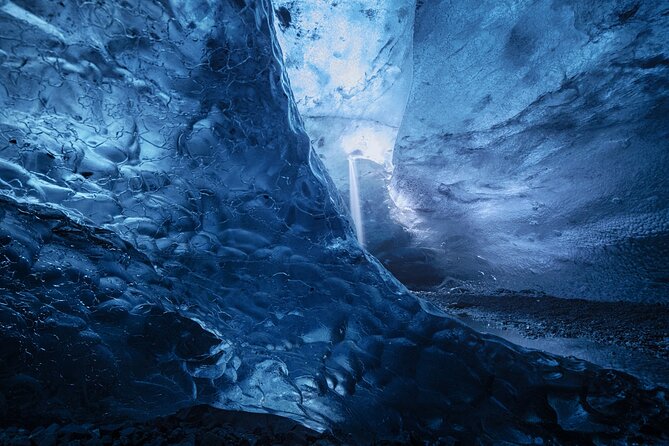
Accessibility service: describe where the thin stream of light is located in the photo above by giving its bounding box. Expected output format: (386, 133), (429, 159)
(348, 157), (365, 246)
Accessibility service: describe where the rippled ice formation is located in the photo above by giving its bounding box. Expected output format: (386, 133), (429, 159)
(0, 0), (667, 443)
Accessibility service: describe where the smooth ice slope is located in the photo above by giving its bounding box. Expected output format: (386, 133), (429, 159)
(389, 0), (669, 301)
(0, 0), (667, 443)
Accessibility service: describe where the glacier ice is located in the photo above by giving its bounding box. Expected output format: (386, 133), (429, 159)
(385, 0), (669, 300)
(0, 0), (667, 443)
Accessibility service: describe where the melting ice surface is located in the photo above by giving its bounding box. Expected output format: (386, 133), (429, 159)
(0, 0), (667, 443)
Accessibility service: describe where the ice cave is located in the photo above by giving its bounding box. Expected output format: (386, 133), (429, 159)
(0, 0), (667, 444)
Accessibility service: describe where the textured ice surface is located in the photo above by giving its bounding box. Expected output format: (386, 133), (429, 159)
(388, 0), (669, 301)
(0, 0), (667, 443)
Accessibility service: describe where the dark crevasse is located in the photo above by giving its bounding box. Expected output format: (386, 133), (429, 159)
(0, 0), (667, 443)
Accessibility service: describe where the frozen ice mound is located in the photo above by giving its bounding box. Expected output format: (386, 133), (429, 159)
(0, 0), (667, 442)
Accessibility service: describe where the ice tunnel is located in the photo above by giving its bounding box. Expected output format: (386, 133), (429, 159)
(275, 0), (669, 301)
(0, 0), (667, 444)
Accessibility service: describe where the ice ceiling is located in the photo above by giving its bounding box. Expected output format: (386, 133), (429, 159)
(276, 0), (669, 302)
(0, 0), (667, 443)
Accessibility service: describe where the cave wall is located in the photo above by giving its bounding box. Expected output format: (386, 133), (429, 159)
(390, 0), (669, 301)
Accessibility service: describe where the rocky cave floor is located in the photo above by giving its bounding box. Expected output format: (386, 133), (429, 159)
(0, 405), (436, 446)
(418, 289), (669, 388)
(0, 405), (340, 446)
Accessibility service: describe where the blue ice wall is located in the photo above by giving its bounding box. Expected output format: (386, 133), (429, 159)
(0, 0), (667, 442)
(390, 0), (669, 301)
